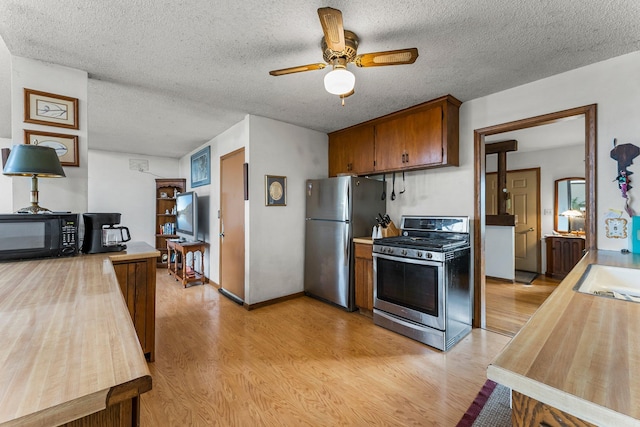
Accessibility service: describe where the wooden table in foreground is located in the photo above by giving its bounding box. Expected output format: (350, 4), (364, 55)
(0, 242), (157, 427)
(488, 250), (640, 426)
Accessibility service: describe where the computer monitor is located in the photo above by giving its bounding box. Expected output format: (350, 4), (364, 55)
(175, 191), (198, 242)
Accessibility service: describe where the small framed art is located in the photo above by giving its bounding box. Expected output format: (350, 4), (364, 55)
(191, 146), (211, 188)
(24, 129), (79, 167)
(24, 88), (79, 129)
(265, 175), (286, 206)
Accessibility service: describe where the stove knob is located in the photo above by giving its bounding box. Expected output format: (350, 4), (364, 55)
(426, 253), (433, 259)
(401, 250), (407, 256)
(417, 252), (422, 258)
(388, 248), (394, 254)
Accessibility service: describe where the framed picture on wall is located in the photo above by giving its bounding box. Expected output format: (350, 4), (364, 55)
(24, 88), (79, 129)
(24, 129), (79, 167)
(191, 146), (211, 188)
(265, 175), (286, 206)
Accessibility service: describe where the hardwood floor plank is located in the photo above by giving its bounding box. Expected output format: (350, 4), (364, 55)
(141, 270), (511, 426)
(486, 275), (560, 336)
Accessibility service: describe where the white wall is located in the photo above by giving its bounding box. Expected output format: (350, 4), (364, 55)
(179, 118), (249, 282)
(388, 50), (640, 253)
(10, 57), (88, 213)
(0, 137), (12, 213)
(88, 150), (179, 248)
(179, 115), (327, 304)
(247, 115), (327, 304)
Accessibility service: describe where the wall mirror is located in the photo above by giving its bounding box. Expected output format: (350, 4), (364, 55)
(555, 177), (586, 233)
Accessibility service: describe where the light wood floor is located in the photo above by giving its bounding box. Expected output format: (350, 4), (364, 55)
(485, 274), (560, 337)
(141, 270), (511, 426)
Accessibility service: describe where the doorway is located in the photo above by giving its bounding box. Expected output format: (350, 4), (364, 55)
(473, 105), (597, 328)
(220, 148), (245, 304)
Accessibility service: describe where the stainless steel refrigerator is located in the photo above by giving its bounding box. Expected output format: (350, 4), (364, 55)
(304, 176), (385, 311)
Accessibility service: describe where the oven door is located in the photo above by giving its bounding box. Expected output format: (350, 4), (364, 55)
(373, 253), (445, 330)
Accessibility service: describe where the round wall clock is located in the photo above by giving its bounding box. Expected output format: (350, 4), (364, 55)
(605, 217), (627, 239)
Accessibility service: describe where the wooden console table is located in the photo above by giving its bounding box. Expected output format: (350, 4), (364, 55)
(167, 240), (207, 287)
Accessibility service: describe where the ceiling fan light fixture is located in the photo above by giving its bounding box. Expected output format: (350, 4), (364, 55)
(324, 67), (355, 95)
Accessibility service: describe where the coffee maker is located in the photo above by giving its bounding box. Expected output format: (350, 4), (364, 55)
(82, 213), (131, 254)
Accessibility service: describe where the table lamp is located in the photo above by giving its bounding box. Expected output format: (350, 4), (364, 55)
(2, 144), (66, 213)
(560, 209), (584, 233)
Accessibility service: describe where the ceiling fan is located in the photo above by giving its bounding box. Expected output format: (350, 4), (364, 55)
(269, 7), (419, 104)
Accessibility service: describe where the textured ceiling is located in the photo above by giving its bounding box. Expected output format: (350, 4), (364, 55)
(0, 1), (639, 158)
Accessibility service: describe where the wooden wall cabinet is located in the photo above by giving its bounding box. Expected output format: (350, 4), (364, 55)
(327, 95), (461, 177)
(545, 236), (586, 278)
(328, 124), (375, 176)
(112, 257), (157, 362)
(155, 178), (186, 267)
(354, 242), (374, 314)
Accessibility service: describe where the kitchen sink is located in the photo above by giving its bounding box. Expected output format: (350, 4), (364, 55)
(574, 264), (640, 303)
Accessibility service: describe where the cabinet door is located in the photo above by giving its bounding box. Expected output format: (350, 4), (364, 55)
(354, 243), (373, 311)
(113, 259), (156, 361)
(328, 134), (350, 177)
(375, 105), (443, 172)
(328, 125), (375, 176)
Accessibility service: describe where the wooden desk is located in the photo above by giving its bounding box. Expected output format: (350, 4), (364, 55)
(167, 240), (207, 287)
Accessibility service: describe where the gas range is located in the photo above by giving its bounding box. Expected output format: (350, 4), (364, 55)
(373, 216), (470, 262)
(372, 215), (472, 351)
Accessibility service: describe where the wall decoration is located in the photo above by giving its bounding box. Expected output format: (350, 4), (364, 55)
(24, 129), (79, 167)
(611, 138), (640, 217)
(605, 217), (628, 239)
(24, 88), (79, 129)
(191, 146), (210, 188)
(265, 175), (286, 206)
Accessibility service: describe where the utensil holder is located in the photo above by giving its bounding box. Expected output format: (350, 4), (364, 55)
(381, 220), (400, 237)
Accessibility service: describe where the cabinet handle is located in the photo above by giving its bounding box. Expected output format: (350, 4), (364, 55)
(401, 153), (406, 163)
(405, 152), (409, 163)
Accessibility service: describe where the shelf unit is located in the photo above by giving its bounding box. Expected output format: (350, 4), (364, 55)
(155, 178), (186, 267)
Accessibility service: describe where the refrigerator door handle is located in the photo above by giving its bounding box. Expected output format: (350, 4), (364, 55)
(344, 224), (349, 265)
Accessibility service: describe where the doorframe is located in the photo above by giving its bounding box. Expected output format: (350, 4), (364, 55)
(473, 104), (597, 328)
(486, 167), (542, 274)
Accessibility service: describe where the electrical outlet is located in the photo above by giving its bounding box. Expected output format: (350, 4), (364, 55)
(544, 209), (553, 215)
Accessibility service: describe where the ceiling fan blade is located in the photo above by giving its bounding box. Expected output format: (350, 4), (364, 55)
(354, 48), (419, 67)
(318, 7), (345, 52)
(269, 63), (327, 76)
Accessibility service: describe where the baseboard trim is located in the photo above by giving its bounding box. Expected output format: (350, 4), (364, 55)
(219, 288), (244, 305)
(245, 292), (305, 311)
(486, 275), (515, 284)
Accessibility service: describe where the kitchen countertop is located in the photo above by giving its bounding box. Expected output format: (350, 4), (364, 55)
(353, 237), (374, 245)
(488, 249), (640, 426)
(0, 242), (158, 426)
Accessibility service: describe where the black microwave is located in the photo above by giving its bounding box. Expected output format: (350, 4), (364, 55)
(0, 213), (79, 261)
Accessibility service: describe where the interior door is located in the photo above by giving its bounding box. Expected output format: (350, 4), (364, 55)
(509, 169), (540, 272)
(486, 169), (540, 272)
(220, 148), (245, 302)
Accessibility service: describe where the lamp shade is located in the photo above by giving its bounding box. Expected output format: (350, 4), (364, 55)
(560, 209), (584, 217)
(3, 144), (65, 177)
(324, 68), (355, 95)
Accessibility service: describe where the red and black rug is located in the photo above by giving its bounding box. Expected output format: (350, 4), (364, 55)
(456, 380), (511, 427)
